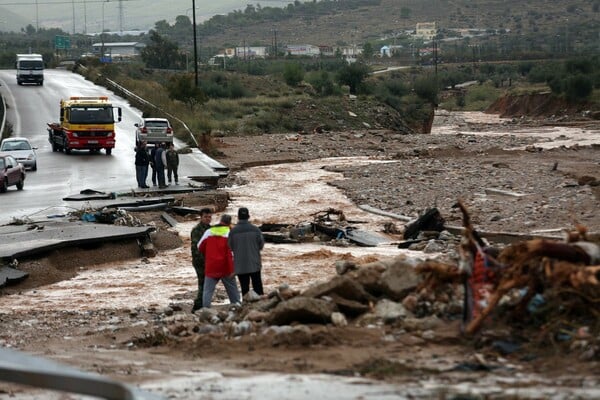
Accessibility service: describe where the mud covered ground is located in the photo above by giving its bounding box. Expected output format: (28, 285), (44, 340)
(1, 111), (599, 399)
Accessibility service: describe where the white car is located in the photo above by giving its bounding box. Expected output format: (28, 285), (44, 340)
(0, 137), (37, 171)
(134, 118), (174, 145)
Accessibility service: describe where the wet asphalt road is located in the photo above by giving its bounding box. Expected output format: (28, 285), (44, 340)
(0, 68), (218, 224)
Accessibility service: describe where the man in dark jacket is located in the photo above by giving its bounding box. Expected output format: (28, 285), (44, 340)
(149, 146), (157, 186)
(154, 142), (167, 188)
(165, 142), (179, 185)
(190, 208), (212, 312)
(228, 207), (265, 298)
(134, 141), (150, 188)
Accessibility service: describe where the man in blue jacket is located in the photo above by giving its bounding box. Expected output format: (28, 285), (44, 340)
(228, 207), (265, 299)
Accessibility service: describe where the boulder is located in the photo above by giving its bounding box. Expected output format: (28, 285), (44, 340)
(327, 293), (370, 316)
(374, 299), (408, 323)
(348, 261), (386, 295)
(331, 312), (348, 327)
(302, 275), (373, 303)
(379, 257), (422, 301)
(266, 297), (337, 325)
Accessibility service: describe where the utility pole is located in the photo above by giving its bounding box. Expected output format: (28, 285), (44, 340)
(118, 0), (124, 34)
(433, 38), (438, 77)
(84, 0), (87, 34)
(192, 0), (198, 87)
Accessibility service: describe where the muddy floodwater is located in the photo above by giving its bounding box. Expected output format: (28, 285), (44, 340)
(1, 111), (599, 399)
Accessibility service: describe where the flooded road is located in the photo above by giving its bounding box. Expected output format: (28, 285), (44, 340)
(433, 110), (600, 149)
(2, 111), (599, 399)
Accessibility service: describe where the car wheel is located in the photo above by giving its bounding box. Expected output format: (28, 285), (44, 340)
(65, 147), (71, 154)
(32, 162), (37, 171)
(0, 178), (7, 193)
(106, 148), (112, 155)
(16, 176), (24, 190)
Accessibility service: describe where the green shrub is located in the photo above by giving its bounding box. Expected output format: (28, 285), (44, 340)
(413, 75), (439, 104)
(564, 75), (593, 101)
(283, 63), (305, 86)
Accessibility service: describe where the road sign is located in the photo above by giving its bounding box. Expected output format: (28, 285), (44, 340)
(54, 36), (71, 50)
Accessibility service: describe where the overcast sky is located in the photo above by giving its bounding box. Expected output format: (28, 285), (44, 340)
(0, 0), (295, 34)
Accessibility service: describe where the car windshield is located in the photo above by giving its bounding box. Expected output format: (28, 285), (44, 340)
(18, 60), (43, 70)
(1, 140), (31, 151)
(69, 107), (114, 124)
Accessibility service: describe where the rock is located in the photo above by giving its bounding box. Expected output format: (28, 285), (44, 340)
(328, 293), (370, 316)
(246, 310), (269, 322)
(331, 312), (348, 327)
(374, 299), (408, 323)
(195, 308), (218, 322)
(272, 325), (312, 346)
(348, 261), (387, 295)
(302, 275), (373, 303)
(232, 321), (253, 337)
(378, 256), (422, 301)
(401, 294), (419, 313)
(423, 239), (446, 253)
(402, 316), (442, 332)
(266, 297), (337, 325)
(335, 260), (358, 275)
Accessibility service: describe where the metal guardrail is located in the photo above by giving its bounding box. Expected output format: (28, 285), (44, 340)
(0, 89), (6, 139)
(0, 347), (164, 400)
(104, 77), (200, 148)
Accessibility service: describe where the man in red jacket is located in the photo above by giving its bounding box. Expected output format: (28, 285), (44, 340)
(198, 214), (240, 308)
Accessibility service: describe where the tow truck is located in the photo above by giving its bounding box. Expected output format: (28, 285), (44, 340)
(47, 96), (122, 155)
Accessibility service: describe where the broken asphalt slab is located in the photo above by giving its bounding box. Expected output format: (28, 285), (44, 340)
(0, 221), (154, 261)
(0, 266), (28, 288)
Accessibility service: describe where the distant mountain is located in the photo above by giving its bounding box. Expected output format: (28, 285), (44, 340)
(0, 0), (294, 34)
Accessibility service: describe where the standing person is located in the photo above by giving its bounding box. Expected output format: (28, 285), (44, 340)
(190, 208), (213, 312)
(154, 142), (167, 188)
(198, 214), (240, 308)
(165, 143), (179, 185)
(134, 141), (150, 189)
(228, 207), (265, 299)
(149, 145), (157, 187)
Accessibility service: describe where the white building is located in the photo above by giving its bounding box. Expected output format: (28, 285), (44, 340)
(284, 44), (321, 57)
(91, 42), (145, 57)
(416, 22), (437, 40)
(235, 46), (269, 58)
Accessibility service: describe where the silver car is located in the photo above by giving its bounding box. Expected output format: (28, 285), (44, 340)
(0, 137), (37, 171)
(134, 118), (174, 145)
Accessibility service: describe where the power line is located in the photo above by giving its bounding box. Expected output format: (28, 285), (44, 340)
(0, 0), (137, 5)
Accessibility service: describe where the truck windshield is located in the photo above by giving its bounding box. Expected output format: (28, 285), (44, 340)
(18, 60), (43, 70)
(69, 107), (114, 124)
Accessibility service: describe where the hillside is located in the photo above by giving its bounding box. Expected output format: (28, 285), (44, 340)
(193, 0), (597, 51)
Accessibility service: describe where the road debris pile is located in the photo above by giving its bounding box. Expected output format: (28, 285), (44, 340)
(259, 208), (396, 247)
(416, 201), (600, 358)
(125, 201), (599, 364)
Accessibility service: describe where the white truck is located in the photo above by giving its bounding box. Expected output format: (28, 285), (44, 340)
(16, 54), (44, 86)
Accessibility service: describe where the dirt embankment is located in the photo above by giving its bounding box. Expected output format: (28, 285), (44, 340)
(486, 92), (598, 120)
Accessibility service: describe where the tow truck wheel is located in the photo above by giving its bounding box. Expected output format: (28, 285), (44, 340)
(65, 147), (71, 155)
(106, 148), (112, 156)
(51, 142), (58, 152)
